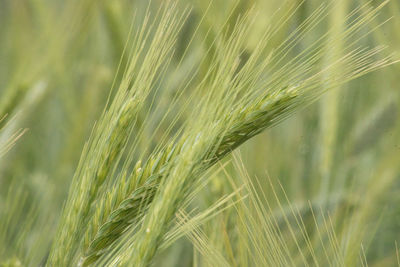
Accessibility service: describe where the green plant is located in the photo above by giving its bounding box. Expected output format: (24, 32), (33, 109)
(1, 0), (399, 266)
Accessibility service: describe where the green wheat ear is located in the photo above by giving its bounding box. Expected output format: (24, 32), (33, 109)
(80, 90), (299, 265)
(46, 2), (190, 266)
(1, 0), (400, 265)
(83, 3), (395, 266)
(40, 0), (397, 266)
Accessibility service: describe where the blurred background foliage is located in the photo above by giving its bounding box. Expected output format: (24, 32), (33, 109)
(0, 0), (399, 266)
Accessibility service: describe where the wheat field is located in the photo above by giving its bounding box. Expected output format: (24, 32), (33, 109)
(0, 0), (399, 266)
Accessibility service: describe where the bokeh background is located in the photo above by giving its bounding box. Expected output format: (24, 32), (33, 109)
(0, 0), (399, 266)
